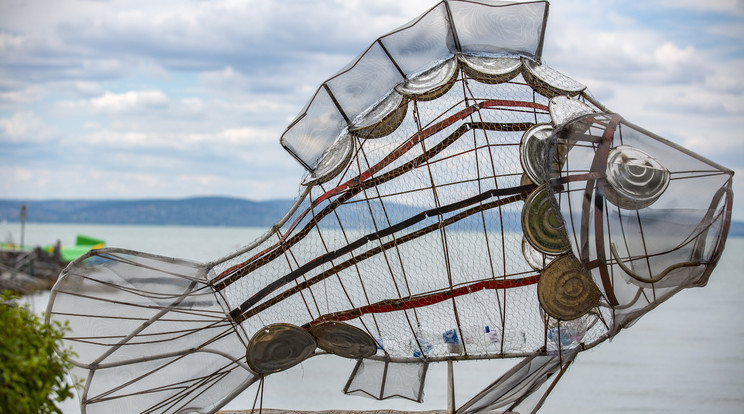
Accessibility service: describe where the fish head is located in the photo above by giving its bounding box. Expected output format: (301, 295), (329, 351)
(536, 106), (733, 330)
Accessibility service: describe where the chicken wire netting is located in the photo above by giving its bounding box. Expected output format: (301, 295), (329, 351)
(211, 65), (609, 363)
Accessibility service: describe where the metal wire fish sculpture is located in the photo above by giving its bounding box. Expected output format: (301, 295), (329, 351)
(47, 1), (734, 413)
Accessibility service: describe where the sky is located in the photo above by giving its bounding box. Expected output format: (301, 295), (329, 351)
(1, 0), (743, 219)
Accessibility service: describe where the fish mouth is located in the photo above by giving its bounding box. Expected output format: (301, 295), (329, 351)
(541, 111), (733, 321)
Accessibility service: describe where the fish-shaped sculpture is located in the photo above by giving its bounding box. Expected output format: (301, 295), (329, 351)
(46, 1), (734, 413)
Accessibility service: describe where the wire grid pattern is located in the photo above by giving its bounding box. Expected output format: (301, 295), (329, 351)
(212, 68), (608, 360)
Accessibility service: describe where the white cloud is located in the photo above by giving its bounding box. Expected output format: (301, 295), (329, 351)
(55, 90), (212, 126)
(199, 66), (251, 92)
(181, 97), (203, 112)
(704, 59), (744, 93)
(544, 1), (742, 126)
(647, 88), (743, 116)
(83, 130), (150, 146)
(78, 125), (280, 150)
(52, 80), (103, 97)
(9, 166), (37, 183)
(0, 112), (53, 142)
(709, 21), (744, 38)
(606, 11), (638, 27)
(654, 0), (744, 14)
(216, 127), (276, 145)
(81, 121), (102, 130)
(0, 164), (303, 201)
(546, 17), (711, 86)
(1, 0), (439, 88)
(89, 90), (168, 111)
(0, 85), (47, 107)
(0, 32), (25, 50)
(653, 43), (696, 67)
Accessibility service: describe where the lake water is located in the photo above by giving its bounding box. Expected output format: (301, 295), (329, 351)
(4, 222), (743, 413)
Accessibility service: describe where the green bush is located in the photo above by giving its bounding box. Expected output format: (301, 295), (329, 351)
(0, 291), (78, 413)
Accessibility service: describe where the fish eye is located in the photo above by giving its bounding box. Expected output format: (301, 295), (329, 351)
(302, 133), (355, 185)
(604, 145), (670, 210)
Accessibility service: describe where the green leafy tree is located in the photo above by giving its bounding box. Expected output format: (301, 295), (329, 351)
(0, 291), (78, 413)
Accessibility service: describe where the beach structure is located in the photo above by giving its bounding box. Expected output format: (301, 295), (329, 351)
(46, 1), (733, 413)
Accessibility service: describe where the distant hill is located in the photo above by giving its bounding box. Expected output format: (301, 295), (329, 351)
(0, 197), (295, 227)
(1, 197), (742, 237)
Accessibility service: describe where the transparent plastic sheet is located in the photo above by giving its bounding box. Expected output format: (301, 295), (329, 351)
(380, 2), (454, 75)
(545, 114), (734, 332)
(344, 359), (428, 402)
(281, 87), (349, 170)
(448, 0), (547, 57)
(280, 0), (549, 171)
(46, 249), (255, 413)
(457, 349), (579, 414)
(326, 42), (405, 123)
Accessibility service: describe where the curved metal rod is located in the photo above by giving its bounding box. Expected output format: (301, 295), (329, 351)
(206, 184), (312, 267)
(609, 243), (701, 284)
(89, 347), (254, 373)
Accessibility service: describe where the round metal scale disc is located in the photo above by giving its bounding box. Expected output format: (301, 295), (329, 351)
(246, 323), (317, 374)
(604, 145), (670, 210)
(395, 58), (459, 101)
(522, 236), (557, 271)
(538, 254), (601, 321)
(350, 94), (408, 139)
(522, 58), (586, 98)
(303, 134), (354, 185)
(309, 322), (377, 359)
(460, 55), (522, 85)
(521, 185), (570, 255)
(519, 123), (554, 184)
(548, 96), (596, 126)
(520, 173), (534, 187)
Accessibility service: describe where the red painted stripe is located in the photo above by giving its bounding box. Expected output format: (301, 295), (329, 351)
(314, 99), (549, 206)
(310, 275), (541, 326)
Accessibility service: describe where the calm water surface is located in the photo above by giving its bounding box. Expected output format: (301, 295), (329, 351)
(4, 223), (742, 413)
